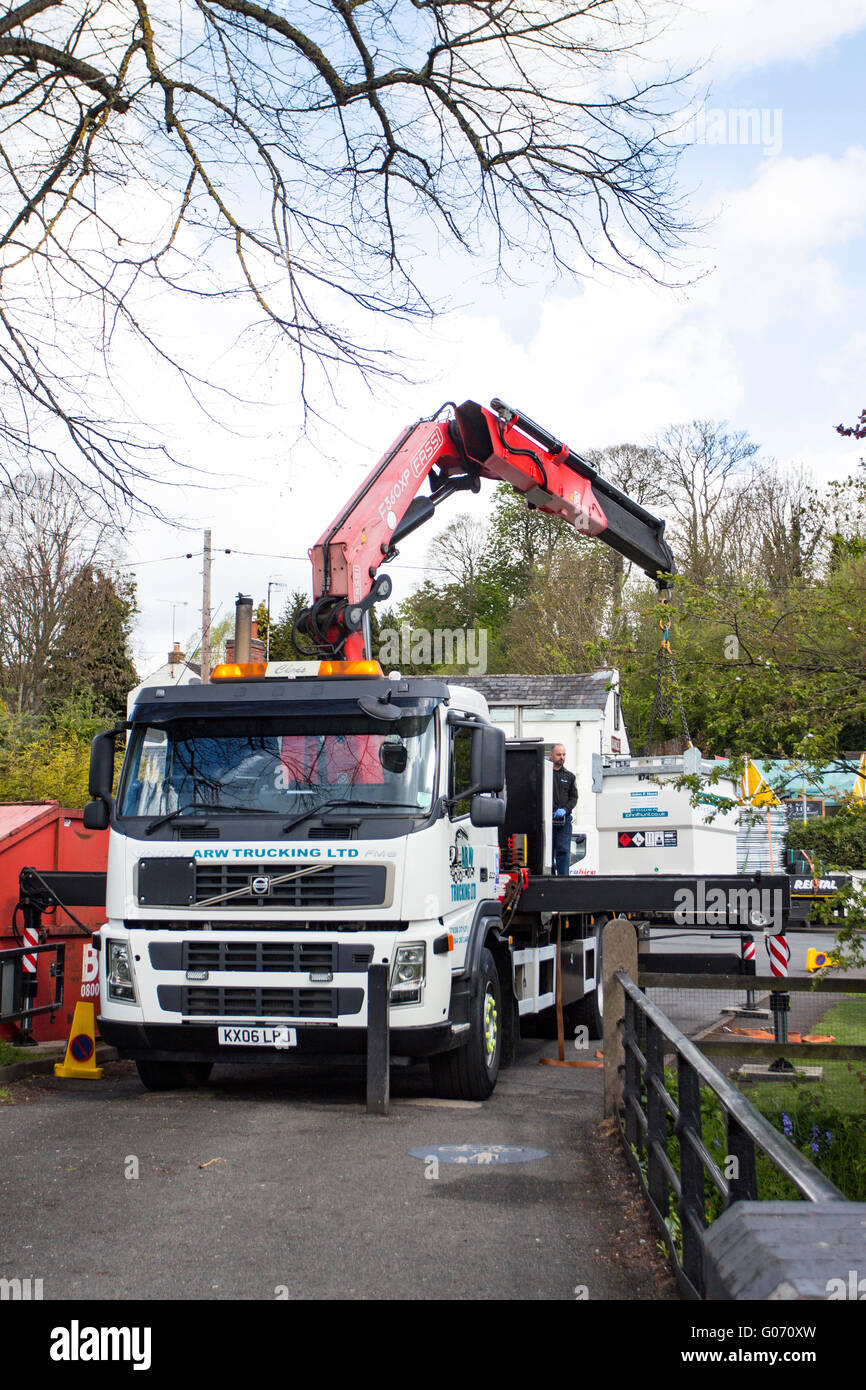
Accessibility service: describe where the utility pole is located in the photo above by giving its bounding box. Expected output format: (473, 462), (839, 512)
(201, 529), (212, 684)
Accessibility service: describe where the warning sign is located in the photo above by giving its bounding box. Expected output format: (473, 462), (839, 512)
(618, 830), (679, 848)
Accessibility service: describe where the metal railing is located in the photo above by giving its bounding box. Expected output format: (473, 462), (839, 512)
(0, 941), (66, 1030)
(640, 970), (866, 1065)
(616, 969), (846, 1300)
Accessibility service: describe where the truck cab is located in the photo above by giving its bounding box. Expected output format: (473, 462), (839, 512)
(90, 668), (510, 1098)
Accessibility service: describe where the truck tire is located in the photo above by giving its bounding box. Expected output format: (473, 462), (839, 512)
(135, 1060), (213, 1091)
(429, 948), (502, 1100)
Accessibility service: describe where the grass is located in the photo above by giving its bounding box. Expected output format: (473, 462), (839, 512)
(628, 996), (866, 1273)
(655, 1005), (866, 1216)
(743, 995), (866, 1118)
(738, 994), (866, 1200)
(0, 1040), (33, 1068)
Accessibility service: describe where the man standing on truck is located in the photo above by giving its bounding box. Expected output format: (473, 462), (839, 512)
(550, 743), (578, 876)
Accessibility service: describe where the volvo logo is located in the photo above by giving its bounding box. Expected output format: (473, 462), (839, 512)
(250, 875), (271, 896)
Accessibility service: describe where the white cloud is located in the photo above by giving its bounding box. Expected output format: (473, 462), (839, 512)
(716, 150), (866, 255)
(664, 0), (866, 78)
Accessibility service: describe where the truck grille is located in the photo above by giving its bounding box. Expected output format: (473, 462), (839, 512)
(186, 941), (335, 973)
(193, 862), (387, 908)
(157, 985), (363, 1019)
(147, 941), (374, 973)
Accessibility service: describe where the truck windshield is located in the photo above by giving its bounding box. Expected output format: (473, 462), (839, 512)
(118, 713), (437, 820)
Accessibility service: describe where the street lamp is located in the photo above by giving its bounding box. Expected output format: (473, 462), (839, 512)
(266, 580), (287, 661)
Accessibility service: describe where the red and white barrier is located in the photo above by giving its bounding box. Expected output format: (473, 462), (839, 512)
(766, 932), (790, 978)
(22, 927), (39, 974)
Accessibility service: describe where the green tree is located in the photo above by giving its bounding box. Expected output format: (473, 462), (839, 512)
(0, 696), (110, 807)
(46, 567), (138, 719)
(499, 539), (619, 674)
(257, 592), (314, 663)
(0, 471), (135, 716)
(786, 804), (866, 870)
(629, 555), (864, 759)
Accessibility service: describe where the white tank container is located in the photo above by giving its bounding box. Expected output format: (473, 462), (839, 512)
(593, 751), (740, 876)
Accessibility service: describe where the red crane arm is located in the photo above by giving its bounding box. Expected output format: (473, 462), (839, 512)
(298, 398), (675, 661)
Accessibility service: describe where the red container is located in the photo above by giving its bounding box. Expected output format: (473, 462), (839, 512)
(0, 803), (107, 1042)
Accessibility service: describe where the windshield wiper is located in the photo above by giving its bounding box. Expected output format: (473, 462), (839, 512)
(282, 799), (424, 834)
(144, 803), (280, 835)
(144, 806), (206, 836)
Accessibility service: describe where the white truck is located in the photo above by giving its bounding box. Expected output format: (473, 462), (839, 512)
(84, 398), (790, 1098)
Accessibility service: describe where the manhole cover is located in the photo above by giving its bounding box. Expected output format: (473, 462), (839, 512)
(409, 1144), (548, 1166)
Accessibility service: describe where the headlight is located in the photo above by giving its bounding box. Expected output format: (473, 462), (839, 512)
(750, 909), (770, 928)
(107, 940), (137, 1003)
(390, 943), (426, 1005)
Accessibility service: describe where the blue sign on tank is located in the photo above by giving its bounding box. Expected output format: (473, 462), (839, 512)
(409, 1144), (548, 1165)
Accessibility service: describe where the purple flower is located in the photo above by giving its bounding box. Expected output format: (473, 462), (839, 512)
(825, 1131), (834, 1146)
(810, 1141), (820, 1156)
(781, 1111), (793, 1138)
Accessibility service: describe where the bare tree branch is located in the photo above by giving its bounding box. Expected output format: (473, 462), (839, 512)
(0, 0), (700, 502)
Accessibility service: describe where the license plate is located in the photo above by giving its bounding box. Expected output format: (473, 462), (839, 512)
(217, 1025), (297, 1048)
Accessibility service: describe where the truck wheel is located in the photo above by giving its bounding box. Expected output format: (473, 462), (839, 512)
(135, 1060), (213, 1091)
(429, 948), (502, 1101)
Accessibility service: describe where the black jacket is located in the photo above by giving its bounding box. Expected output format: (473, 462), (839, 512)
(552, 766), (578, 816)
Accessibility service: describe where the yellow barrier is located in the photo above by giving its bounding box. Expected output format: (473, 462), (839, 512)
(54, 1002), (103, 1079)
(806, 947), (839, 973)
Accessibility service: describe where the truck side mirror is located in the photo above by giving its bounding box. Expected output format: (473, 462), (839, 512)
(379, 739), (408, 774)
(83, 799), (110, 830)
(471, 724), (505, 795)
(470, 795), (506, 828)
(89, 730), (117, 800)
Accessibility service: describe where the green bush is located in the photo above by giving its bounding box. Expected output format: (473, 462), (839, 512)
(786, 802), (866, 870)
(0, 696), (115, 809)
(659, 1064), (866, 1223)
(750, 1093), (866, 1202)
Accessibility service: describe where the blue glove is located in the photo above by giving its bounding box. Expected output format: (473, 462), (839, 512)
(553, 807), (566, 821)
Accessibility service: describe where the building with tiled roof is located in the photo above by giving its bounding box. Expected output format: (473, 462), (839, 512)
(455, 670), (629, 861)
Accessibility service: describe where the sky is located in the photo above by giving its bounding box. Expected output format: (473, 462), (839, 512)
(119, 0), (866, 677)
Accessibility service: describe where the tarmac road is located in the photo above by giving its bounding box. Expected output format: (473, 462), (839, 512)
(0, 1037), (677, 1303)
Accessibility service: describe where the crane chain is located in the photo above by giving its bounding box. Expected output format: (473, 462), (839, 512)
(645, 610), (692, 753)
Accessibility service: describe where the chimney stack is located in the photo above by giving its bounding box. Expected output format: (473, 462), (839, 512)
(225, 594), (266, 665)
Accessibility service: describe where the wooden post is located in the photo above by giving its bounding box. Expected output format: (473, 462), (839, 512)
(602, 916), (638, 1119)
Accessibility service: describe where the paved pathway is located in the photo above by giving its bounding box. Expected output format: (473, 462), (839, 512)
(0, 1038), (677, 1301)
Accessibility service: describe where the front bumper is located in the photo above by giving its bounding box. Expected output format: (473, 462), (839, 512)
(98, 1016), (456, 1061)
